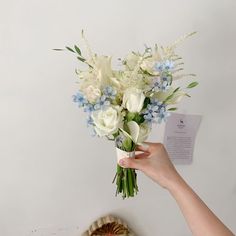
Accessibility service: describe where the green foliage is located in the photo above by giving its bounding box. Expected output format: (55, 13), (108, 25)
(77, 56), (86, 62)
(187, 81), (199, 88)
(143, 97), (151, 110)
(126, 112), (136, 122)
(74, 45), (81, 55)
(173, 87), (180, 93)
(133, 114), (145, 124)
(122, 137), (133, 151)
(168, 107), (178, 111)
(65, 46), (75, 53)
(52, 48), (63, 51)
(126, 112), (144, 124)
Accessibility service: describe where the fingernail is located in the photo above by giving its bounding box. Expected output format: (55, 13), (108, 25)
(119, 159), (125, 166)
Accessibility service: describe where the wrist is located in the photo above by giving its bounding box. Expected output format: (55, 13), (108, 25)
(165, 171), (186, 194)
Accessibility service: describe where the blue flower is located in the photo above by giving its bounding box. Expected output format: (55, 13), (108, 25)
(115, 135), (125, 148)
(143, 103), (159, 123)
(154, 60), (174, 72)
(160, 80), (170, 91)
(84, 103), (94, 113)
(163, 60), (174, 70)
(94, 95), (110, 110)
(86, 116), (97, 136)
(103, 86), (117, 100)
(142, 99), (170, 123)
(152, 77), (170, 92)
(157, 106), (170, 123)
(72, 92), (88, 107)
(86, 116), (94, 126)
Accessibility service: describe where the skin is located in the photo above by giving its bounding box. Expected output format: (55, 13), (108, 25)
(119, 142), (234, 236)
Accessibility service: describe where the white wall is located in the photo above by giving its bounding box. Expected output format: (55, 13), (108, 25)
(0, 0), (236, 235)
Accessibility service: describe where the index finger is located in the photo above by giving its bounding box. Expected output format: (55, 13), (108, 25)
(136, 143), (150, 152)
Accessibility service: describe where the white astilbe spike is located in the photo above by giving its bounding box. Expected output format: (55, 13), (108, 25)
(81, 30), (95, 64)
(172, 68), (184, 74)
(174, 62), (184, 67)
(172, 57), (183, 61)
(171, 32), (197, 49)
(130, 56), (144, 80)
(173, 73), (196, 80)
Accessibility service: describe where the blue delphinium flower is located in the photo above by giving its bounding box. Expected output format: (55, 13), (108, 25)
(94, 95), (110, 110)
(72, 92), (88, 107)
(103, 86), (117, 100)
(143, 98), (170, 124)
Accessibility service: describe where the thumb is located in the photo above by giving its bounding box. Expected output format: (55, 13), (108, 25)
(119, 157), (142, 170)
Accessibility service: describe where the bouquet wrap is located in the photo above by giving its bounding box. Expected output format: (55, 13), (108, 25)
(116, 147), (135, 163)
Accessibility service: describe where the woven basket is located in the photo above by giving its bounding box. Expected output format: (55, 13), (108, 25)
(82, 215), (135, 236)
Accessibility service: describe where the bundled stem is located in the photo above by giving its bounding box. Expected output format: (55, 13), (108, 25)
(114, 164), (138, 199)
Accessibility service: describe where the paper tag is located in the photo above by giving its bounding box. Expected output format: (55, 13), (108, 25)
(116, 147), (135, 163)
(163, 113), (202, 164)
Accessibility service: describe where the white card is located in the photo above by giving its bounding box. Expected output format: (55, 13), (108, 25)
(163, 113), (202, 164)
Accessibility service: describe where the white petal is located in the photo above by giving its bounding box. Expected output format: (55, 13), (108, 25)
(127, 121), (140, 143)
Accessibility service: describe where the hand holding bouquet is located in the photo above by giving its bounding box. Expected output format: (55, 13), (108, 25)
(54, 31), (198, 199)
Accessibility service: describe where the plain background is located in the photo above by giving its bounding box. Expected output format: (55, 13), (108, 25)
(0, 0), (236, 235)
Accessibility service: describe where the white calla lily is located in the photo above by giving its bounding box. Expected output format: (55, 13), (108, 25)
(127, 121), (140, 143)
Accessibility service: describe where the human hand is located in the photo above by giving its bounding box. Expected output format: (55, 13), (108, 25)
(119, 142), (181, 190)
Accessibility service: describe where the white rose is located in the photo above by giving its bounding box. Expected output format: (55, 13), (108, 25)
(91, 106), (123, 137)
(84, 85), (101, 103)
(122, 88), (145, 113)
(137, 123), (151, 143)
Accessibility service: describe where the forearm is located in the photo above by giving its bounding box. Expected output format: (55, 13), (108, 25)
(167, 174), (234, 236)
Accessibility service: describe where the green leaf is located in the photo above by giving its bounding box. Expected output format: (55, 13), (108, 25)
(187, 81), (199, 88)
(173, 87), (180, 93)
(126, 112), (136, 122)
(164, 93), (175, 103)
(77, 56), (86, 62)
(74, 45), (81, 55)
(52, 48), (64, 51)
(168, 107), (178, 111)
(122, 137), (133, 152)
(142, 97), (150, 110)
(65, 46), (75, 53)
(133, 114), (145, 124)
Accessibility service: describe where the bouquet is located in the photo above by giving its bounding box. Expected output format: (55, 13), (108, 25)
(54, 31), (198, 199)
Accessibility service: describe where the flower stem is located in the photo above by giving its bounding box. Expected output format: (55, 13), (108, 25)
(114, 164), (138, 199)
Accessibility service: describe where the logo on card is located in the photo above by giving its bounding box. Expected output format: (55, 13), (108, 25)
(177, 119), (185, 129)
